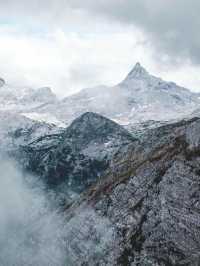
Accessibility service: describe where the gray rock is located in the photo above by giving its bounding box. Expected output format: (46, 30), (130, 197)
(62, 117), (200, 266)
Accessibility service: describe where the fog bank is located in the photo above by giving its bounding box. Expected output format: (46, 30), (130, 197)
(0, 159), (68, 266)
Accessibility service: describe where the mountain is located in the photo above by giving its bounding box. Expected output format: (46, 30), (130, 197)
(34, 62), (200, 127)
(1, 64), (200, 265)
(0, 79), (63, 153)
(18, 112), (135, 195)
(61, 116), (200, 266)
(0, 79), (57, 112)
(0, 111), (62, 154)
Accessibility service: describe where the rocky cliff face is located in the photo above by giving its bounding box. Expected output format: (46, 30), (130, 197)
(61, 117), (200, 266)
(18, 112), (135, 195)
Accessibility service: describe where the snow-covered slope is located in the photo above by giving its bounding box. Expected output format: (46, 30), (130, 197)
(0, 79), (62, 154)
(0, 63), (199, 130)
(35, 62), (200, 127)
(0, 80), (57, 112)
(0, 111), (62, 153)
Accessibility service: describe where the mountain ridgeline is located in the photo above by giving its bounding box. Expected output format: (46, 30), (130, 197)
(33, 62), (200, 127)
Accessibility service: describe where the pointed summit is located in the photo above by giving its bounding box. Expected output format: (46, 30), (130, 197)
(125, 62), (149, 80)
(63, 112), (135, 145)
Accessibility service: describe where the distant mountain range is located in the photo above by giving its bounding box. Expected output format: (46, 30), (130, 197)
(26, 62), (200, 127)
(0, 62), (200, 130)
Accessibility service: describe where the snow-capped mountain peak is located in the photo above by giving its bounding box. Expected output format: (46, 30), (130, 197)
(34, 63), (200, 127)
(125, 62), (149, 80)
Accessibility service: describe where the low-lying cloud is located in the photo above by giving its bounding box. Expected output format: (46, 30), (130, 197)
(0, 157), (116, 265)
(0, 158), (68, 266)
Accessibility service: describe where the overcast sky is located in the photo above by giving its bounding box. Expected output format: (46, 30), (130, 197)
(0, 0), (200, 96)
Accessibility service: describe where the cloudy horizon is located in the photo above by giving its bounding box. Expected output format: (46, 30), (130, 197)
(0, 0), (200, 96)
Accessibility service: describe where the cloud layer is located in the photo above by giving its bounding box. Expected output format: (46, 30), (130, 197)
(0, 0), (200, 94)
(1, 0), (199, 64)
(0, 158), (68, 265)
(67, 0), (200, 65)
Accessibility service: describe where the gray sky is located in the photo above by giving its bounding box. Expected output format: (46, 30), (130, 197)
(0, 0), (200, 96)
